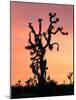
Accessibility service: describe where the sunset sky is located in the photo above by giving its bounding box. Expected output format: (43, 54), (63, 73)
(11, 2), (73, 85)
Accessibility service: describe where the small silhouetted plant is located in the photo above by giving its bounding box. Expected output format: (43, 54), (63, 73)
(25, 76), (37, 86)
(47, 75), (51, 82)
(25, 12), (68, 85)
(67, 72), (73, 85)
(32, 75), (38, 86)
(49, 79), (58, 86)
(15, 80), (22, 87)
(25, 77), (32, 86)
(46, 75), (57, 85)
(63, 80), (65, 85)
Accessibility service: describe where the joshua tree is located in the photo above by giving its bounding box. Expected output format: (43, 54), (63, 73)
(25, 12), (68, 85)
(67, 72), (73, 85)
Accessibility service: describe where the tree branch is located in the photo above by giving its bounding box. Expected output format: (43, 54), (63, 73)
(51, 18), (59, 24)
(28, 22), (36, 35)
(52, 27), (68, 35)
(43, 32), (48, 41)
(38, 18), (42, 35)
(49, 12), (56, 19)
(51, 27), (63, 35)
(60, 30), (68, 35)
(52, 42), (59, 51)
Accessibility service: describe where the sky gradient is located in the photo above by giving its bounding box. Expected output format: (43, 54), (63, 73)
(11, 2), (73, 85)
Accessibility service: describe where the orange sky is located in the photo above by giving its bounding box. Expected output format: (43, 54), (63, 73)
(11, 2), (73, 85)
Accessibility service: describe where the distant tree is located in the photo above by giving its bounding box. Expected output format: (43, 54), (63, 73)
(67, 72), (73, 85)
(25, 12), (68, 85)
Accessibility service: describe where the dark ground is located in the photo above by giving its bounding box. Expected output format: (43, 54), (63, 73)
(11, 84), (74, 99)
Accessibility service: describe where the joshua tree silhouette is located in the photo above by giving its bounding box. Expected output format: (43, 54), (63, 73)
(25, 12), (68, 85)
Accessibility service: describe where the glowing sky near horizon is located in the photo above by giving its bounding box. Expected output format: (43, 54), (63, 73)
(11, 2), (73, 85)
